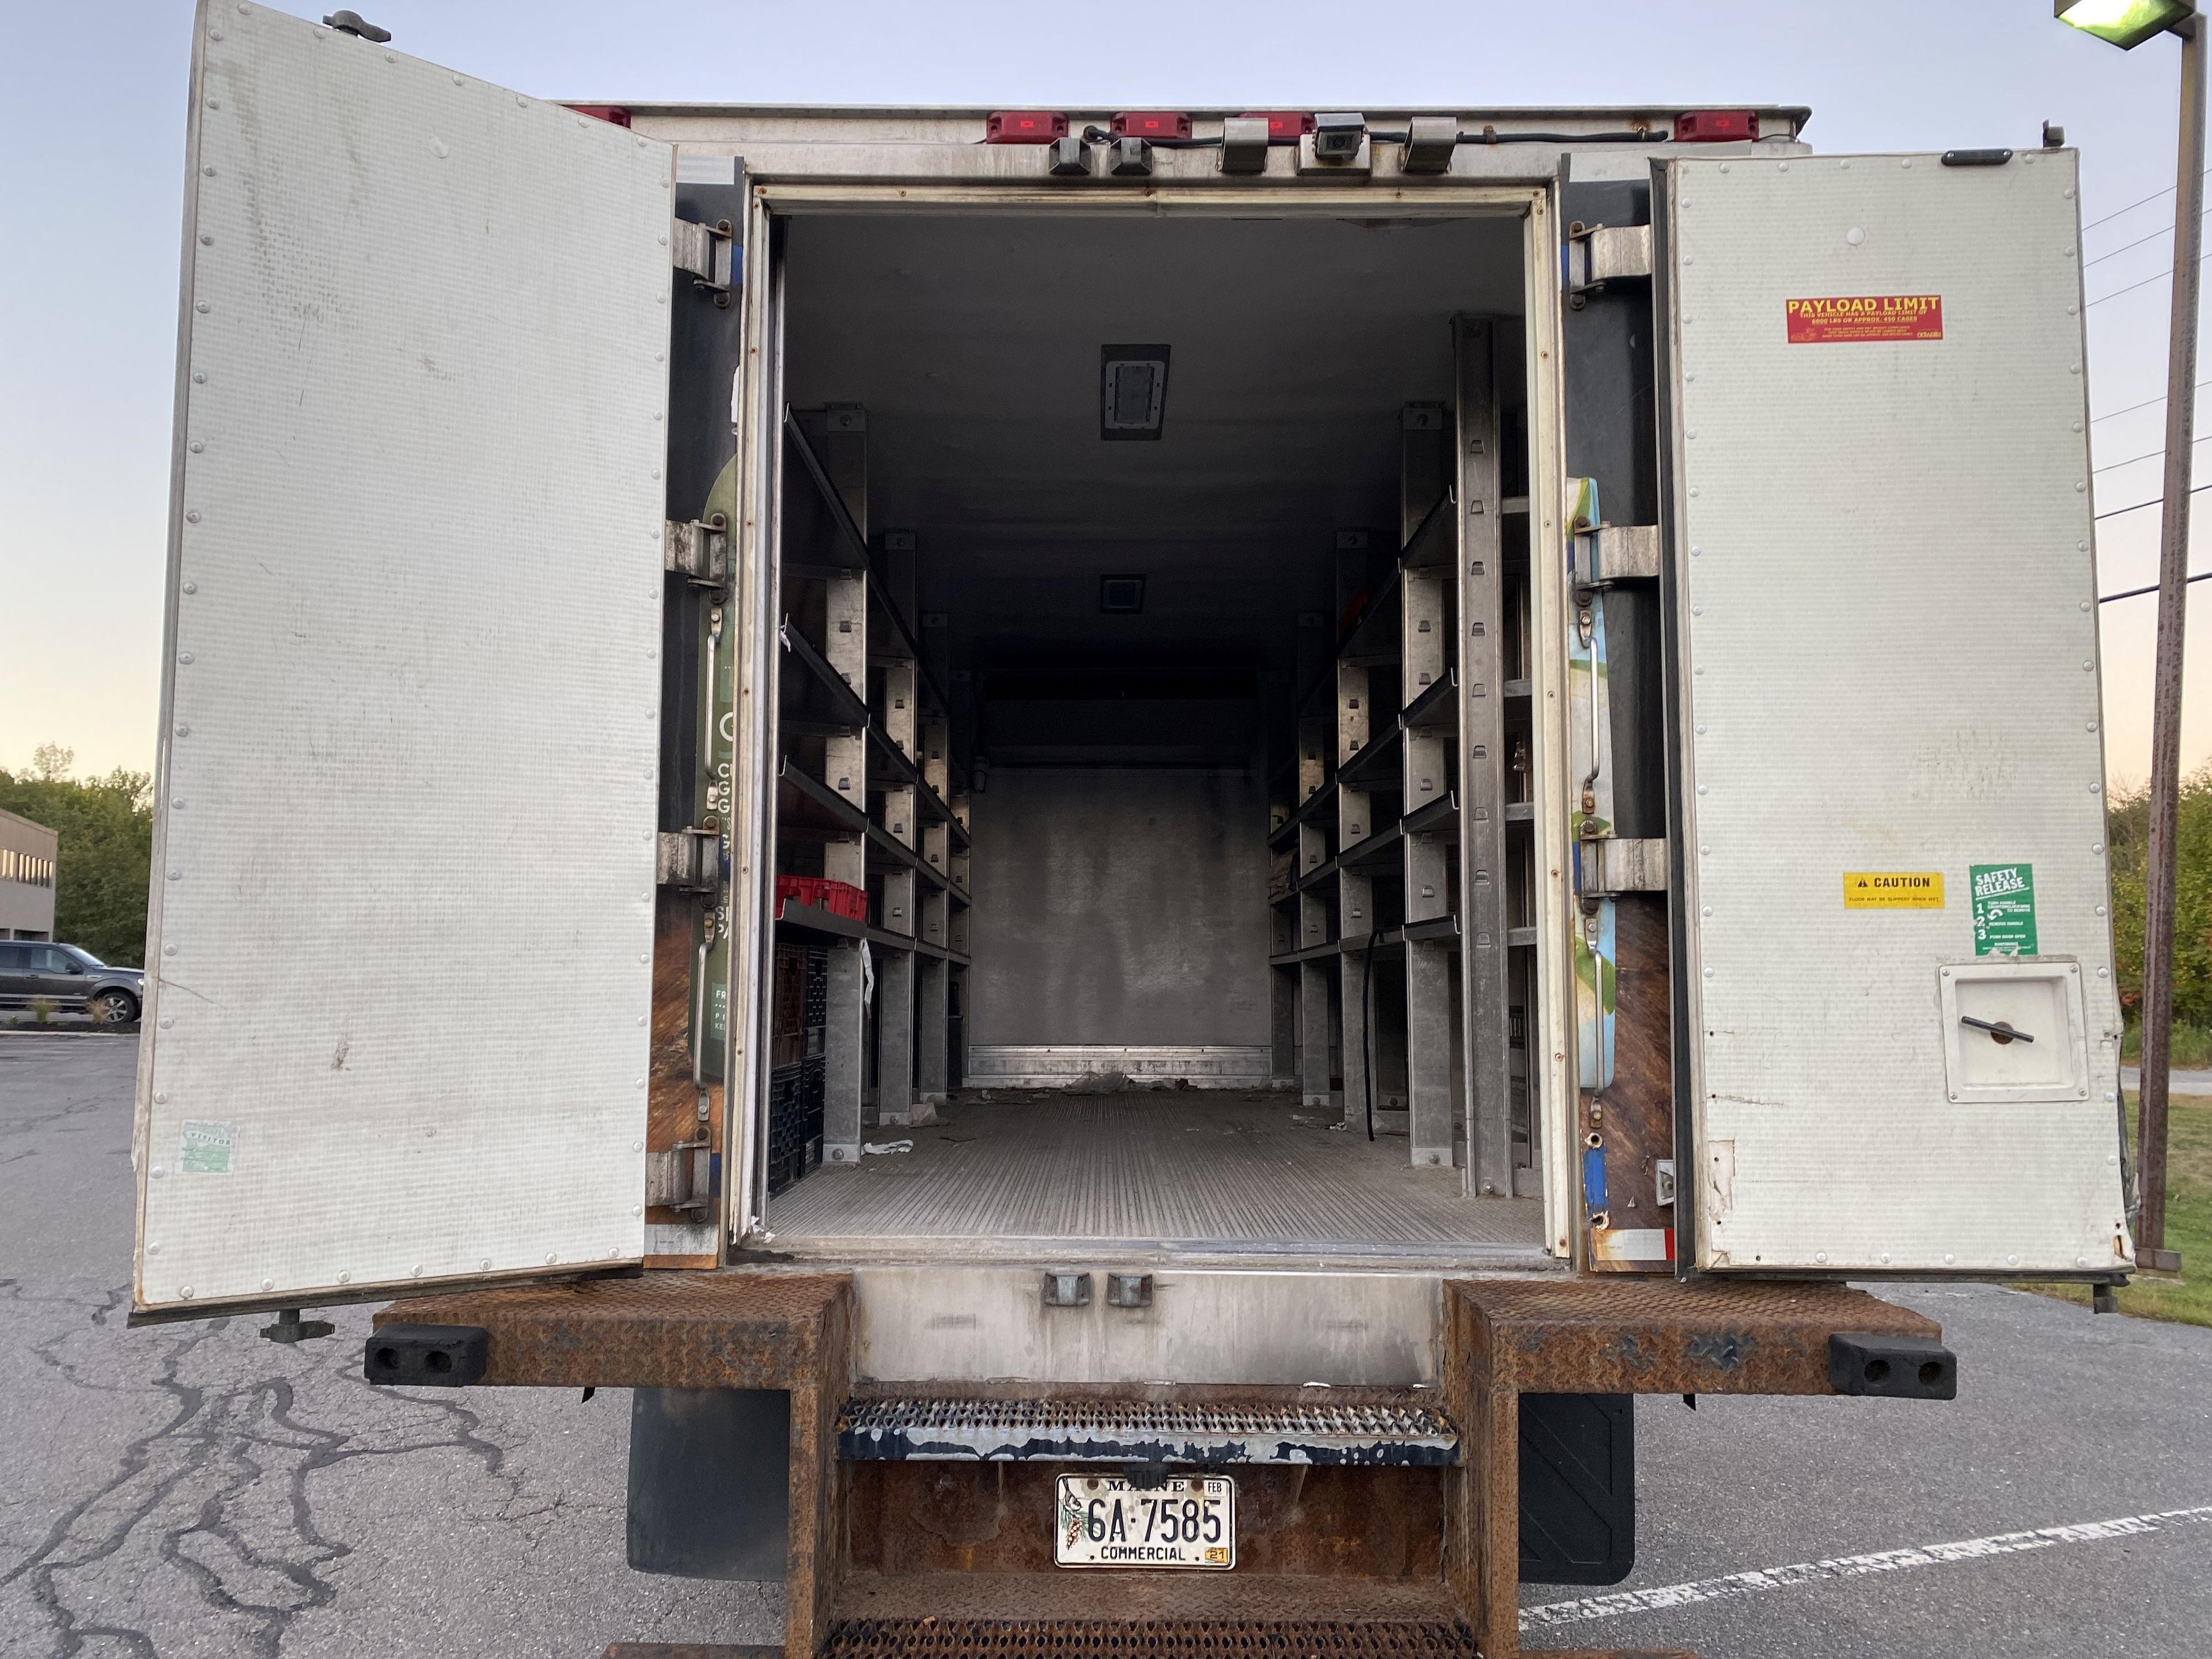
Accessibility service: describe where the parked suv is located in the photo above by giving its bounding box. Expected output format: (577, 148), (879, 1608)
(0, 942), (143, 1025)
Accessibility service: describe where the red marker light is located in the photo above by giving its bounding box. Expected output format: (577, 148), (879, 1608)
(1111, 112), (1193, 141)
(563, 105), (632, 128)
(1238, 112), (1316, 145)
(1672, 110), (1758, 143)
(986, 111), (1070, 144)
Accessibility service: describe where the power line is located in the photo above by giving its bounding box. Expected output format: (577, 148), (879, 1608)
(2082, 164), (2212, 235)
(2096, 481), (2212, 522)
(2088, 249), (2212, 308)
(2084, 208), (2212, 271)
(2094, 433), (2212, 474)
(2101, 569), (2212, 603)
(2093, 380), (2212, 425)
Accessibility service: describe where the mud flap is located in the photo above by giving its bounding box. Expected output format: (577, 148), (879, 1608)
(1518, 1391), (1634, 1585)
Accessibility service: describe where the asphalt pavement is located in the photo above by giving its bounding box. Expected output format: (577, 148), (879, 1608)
(2, 1033), (2208, 1658)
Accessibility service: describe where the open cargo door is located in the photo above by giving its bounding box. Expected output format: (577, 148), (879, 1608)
(1654, 149), (2133, 1278)
(132, 2), (675, 1318)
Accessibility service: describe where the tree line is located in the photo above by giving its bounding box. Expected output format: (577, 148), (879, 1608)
(2107, 768), (2212, 1034)
(0, 745), (152, 967)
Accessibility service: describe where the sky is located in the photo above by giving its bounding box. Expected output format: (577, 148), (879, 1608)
(3, 0), (2209, 790)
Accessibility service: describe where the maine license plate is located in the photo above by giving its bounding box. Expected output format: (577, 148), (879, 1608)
(1054, 1474), (1235, 1569)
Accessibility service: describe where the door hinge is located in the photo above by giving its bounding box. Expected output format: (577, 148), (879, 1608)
(657, 828), (721, 893)
(664, 516), (729, 588)
(1565, 223), (1653, 294)
(645, 1143), (714, 1213)
(1577, 524), (1662, 584)
(671, 217), (736, 303)
(1577, 837), (1669, 896)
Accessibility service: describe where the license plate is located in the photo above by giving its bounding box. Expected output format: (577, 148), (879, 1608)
(1054, 1474), (1235, 1569)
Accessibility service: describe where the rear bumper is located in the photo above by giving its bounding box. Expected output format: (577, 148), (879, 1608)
(375, 1270), (1944, 1659)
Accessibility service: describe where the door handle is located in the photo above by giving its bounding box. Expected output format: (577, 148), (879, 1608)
(1959, 1015), (2033, 1045)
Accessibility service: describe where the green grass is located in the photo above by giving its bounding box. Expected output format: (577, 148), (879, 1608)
(2027, 1093), (2212, 1330)
(2119, 1021), (2212, 1069)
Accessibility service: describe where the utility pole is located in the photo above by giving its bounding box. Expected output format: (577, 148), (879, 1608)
(2137, 14), (2207, 1274)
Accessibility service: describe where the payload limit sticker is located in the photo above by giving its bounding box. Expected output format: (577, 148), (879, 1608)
(1786, 295), (1944, 344)
(1843, 871), (1945, 909)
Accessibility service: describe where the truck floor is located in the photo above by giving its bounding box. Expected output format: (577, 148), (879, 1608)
(766, 1088), (1547, 1260)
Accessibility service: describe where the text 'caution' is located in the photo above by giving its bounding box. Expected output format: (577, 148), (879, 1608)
(1843, 871), (1945, 910)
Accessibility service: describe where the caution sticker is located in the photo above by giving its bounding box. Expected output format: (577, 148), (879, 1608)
(1786, 295), (1944, 344)
(1843, 872), (1945, 910)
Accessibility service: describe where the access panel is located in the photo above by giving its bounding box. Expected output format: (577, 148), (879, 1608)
(134, 2), (674, 1315)
(1656, 150), (2130, 1276)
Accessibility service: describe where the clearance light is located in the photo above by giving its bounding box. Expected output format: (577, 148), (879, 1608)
(1112, 112), (1192, 141)
(986, 111), (1069, 143)
(1672, 110), (1757, 143)
(565, 104), (631, 128)
(2055, 0), (2195, 48)
(1239, 112), (1315, 143)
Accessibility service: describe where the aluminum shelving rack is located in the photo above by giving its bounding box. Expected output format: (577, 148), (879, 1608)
(775, 407), (971, 1173)
(1267, 320), (1541, 1196)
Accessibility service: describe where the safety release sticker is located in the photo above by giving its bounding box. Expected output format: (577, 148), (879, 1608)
(1970, 862), (2038, 956)
(1786, 295), (1944, 344)
(1843, 871), (1945, 910)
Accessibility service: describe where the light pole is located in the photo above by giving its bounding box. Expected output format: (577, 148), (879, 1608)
(2058, 0), (2200, 1272)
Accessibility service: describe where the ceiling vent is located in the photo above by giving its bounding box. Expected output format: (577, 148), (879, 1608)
(1100, 345), (1170, 440)
(1100, 575), (1146, 613)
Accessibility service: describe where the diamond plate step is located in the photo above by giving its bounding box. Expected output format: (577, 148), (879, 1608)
(820, 1620), (1480, 1657)
(803, 1624), (1697, 1658)
(837, 1397), (1458, 1466)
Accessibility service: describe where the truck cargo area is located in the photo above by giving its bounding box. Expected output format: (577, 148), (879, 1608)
(761, 207), (1552, 1263)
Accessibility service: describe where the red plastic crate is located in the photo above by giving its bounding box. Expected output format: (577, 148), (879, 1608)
(777, 876), (868, 922)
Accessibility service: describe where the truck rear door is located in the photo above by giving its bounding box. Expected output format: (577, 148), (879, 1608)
(1654, 148), (2132, 1277)
(134, 1), (675, 1317)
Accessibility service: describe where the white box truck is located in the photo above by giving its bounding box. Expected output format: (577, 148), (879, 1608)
(132, 5), (2133, 1655)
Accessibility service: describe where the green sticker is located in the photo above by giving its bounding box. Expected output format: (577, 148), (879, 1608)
(1970, 863), (2037, 957)
(179, 1119), (234, 1174)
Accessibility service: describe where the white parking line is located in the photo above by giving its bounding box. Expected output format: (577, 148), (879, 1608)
(1521, 1505), (2212, 1630)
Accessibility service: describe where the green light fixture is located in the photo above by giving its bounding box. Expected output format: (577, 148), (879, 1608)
(2055, 0), (2196, 48)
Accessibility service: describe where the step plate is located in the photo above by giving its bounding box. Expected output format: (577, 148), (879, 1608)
(838, 1398), (1458, 1466)
(820, 1620), (1480, 1657)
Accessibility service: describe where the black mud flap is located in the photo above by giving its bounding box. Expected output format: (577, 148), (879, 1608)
(1519, 1391), (1635, 1585)
(362, 1323), (488, 1388)
(627, 1388), (790, 1580)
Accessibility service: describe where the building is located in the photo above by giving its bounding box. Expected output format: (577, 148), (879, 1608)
(0, 808), (57, 941)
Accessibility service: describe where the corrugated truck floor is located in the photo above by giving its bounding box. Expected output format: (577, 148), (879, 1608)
(767, 1089), (1544, 1253)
